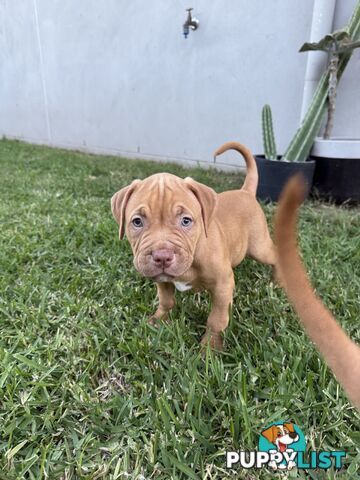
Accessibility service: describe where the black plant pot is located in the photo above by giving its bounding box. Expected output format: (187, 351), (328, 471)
(255, 156), (315, 202)
(310, 156), (360, 204)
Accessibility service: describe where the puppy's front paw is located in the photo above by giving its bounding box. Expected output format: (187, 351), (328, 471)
(147, 313), (169, 327)
(200, 331), (223, 351)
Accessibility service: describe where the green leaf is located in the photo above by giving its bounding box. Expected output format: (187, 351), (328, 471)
(13, 353), (47, 371)
(6, 440), (28, 461)
(165, 452), (200, 480)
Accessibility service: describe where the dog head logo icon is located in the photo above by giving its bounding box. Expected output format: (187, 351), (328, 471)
(261, 422), (299, 453)
(258, 421), (306, 470)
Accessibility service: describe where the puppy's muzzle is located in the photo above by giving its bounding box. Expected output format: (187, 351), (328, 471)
(135, 242), (193, 279)
(151, 248), (175, 269)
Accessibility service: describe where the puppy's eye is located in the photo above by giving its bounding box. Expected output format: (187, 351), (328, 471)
(181, 216), (193, 227)
(131, 217), (143, 228)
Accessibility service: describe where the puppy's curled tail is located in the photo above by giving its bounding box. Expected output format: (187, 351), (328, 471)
(214, 141), (258, 195)
(275, 174), (360, 408)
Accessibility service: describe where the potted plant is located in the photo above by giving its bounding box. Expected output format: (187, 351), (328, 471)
(255, 0), (360, 203)
(300, 19), (360, 203)
(255, 105), (315, 202)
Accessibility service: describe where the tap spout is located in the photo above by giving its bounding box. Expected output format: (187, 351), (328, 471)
(183, 8), (199, 38)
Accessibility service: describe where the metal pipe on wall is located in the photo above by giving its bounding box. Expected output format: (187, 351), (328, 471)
(300, 0), (337, 121)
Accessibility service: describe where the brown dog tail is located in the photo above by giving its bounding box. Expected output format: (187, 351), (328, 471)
(275, 174), (360, 408)
(214, 141), (258, 195)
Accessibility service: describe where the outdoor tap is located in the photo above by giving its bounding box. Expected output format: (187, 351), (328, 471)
(183, 8), (199, 39)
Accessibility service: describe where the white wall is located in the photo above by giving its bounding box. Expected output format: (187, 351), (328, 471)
(331, 0), (360, 139)
(0, 1), (358, 169)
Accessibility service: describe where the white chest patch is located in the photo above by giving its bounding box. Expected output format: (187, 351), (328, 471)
(173, 281), (192, 292)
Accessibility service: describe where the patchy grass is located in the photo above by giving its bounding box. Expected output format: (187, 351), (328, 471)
(0, 139), (359, 479)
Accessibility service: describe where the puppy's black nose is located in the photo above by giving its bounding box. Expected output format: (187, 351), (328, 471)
(289, 432), (298, 439)
(152, 249), (175, 269)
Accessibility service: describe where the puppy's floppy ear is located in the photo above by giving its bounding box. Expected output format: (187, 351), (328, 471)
(284, 422), (295, 433)
(184, 177), (217, 237)
(111, 180), (141, 239)
(261, 425), (277, 444)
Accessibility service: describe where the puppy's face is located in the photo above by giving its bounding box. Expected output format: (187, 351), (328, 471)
(261, 423), (299, 452)
(111, 173), (217, 280)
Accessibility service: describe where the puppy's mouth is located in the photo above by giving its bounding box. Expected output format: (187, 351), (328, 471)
(277, 434), (298, 452)
(135, 249), (193, 280)
(278, 441), (287, 453)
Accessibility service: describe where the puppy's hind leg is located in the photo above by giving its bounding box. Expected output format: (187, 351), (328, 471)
(247, 235), (283, 285)
(247, 213), (277, 265)
(249, 238), (277, 265)
(148, 282), (175, 326)
(246, 202), (277, 266)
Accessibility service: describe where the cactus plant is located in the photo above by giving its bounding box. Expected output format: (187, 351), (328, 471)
(299, 30), (360, 140)
(262, 105), (277, 160)
(282, 0), (360, 161)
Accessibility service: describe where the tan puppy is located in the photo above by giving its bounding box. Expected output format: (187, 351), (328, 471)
(275, 175), (360, 408)
(111, 142), (277, 349)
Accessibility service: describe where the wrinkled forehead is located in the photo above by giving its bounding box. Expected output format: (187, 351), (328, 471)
(127, 173), (200, 217)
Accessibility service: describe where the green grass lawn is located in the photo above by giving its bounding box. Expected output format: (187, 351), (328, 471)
(0, 139), (359, 479)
